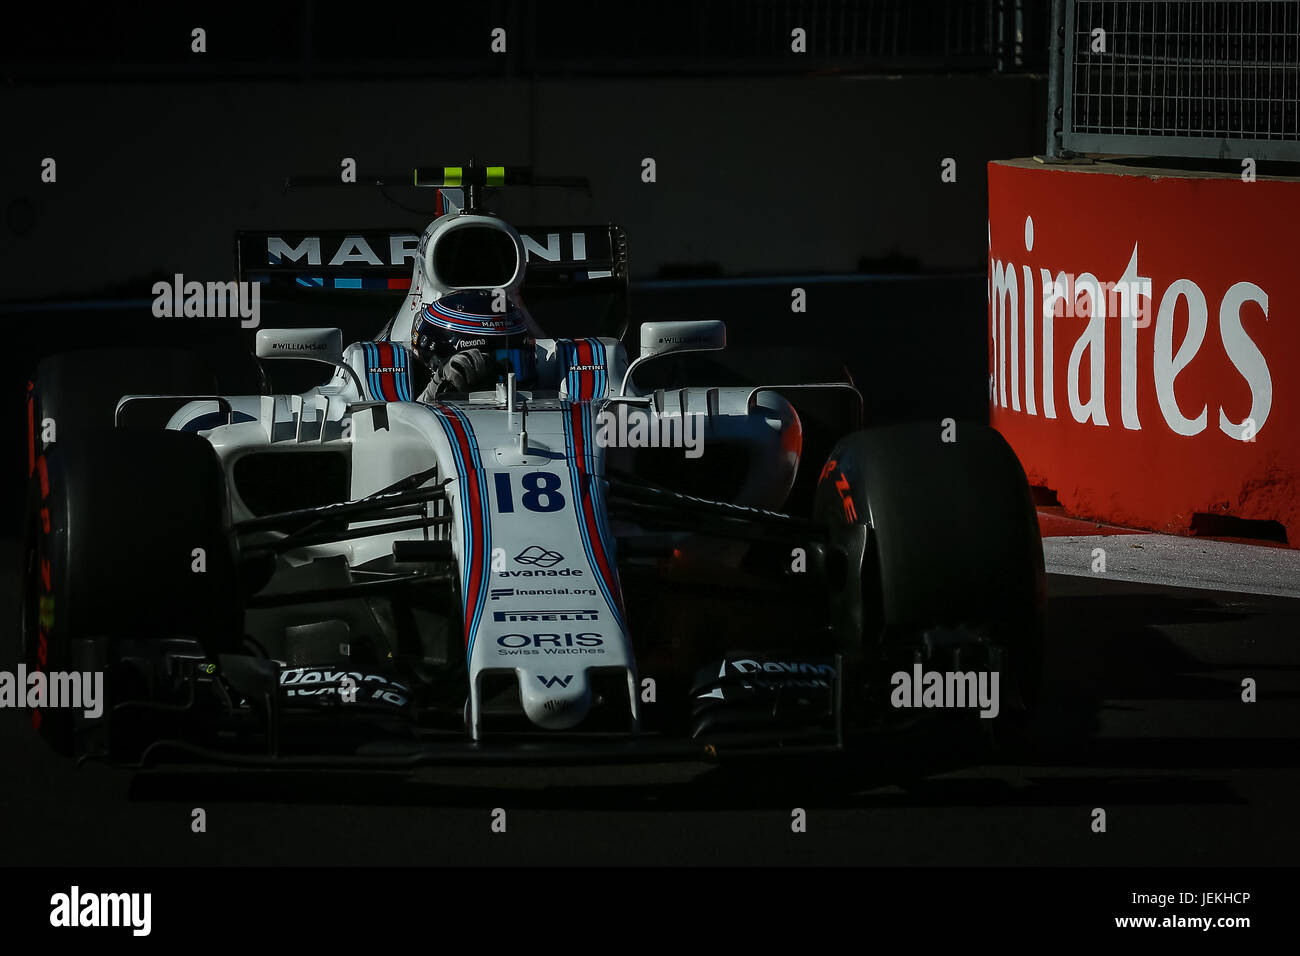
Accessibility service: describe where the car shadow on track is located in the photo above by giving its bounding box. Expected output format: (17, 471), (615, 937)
(124, 731), (1274, 813)
(124, 577), (1299, 812)
(2, 547), (1294, 814)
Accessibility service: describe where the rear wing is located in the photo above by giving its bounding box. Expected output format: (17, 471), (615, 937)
(236, 223), (626, 293)
(236, 221), (628, 339)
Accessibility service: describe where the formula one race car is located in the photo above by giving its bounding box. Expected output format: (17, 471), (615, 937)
(20, 164), (1046, 767)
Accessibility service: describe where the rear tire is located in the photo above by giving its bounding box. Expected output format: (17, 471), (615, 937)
(28, 346), (262, 438)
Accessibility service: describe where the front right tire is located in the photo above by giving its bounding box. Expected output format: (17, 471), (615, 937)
(814, 421), (1047, 731)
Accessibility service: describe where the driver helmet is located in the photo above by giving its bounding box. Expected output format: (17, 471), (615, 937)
(410, 290), (537, 388)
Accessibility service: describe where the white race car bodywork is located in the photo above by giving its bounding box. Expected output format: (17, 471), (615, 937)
(145, 208), (810, 737)
(163, 330), (802, 737)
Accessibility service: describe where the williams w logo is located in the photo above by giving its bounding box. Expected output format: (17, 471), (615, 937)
(537, 675), (574, 689)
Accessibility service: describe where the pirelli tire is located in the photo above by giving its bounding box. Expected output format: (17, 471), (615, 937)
(25, 346), (264, 450)
(20, 428), (242, 754)
(813, 421), (1047, 734)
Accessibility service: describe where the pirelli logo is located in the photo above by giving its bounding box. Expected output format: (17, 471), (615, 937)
(492, 609), (600, 622)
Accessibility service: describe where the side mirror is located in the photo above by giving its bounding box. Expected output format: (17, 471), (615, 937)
(254, 328), (363, 394)
(619, 320), (726, 395)
(639, 320), (726, 359)
(255, 327), (344, 362)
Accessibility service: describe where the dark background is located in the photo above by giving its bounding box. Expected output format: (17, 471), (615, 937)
(0, 0), (1048, 527)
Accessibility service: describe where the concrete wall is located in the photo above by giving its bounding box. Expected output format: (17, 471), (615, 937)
(990, 159), (1300, 545)
(0, 73), (1043, 297)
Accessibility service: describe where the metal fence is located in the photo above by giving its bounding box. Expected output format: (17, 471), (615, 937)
(1052, 0), (1300, 160)
(1, 1), (1046, 82)
(522, 0), (1045, 74)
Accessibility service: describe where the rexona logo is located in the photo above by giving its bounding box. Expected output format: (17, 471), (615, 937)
(278, 668), (409, 707)
(698, 658), (837, 701)
(732, 659), (836, 676)
(493, 609), (600, 622)
(990, 214), (1271, 440)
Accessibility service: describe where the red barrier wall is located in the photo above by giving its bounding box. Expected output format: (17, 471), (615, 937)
(988, 159), (1300, 545)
